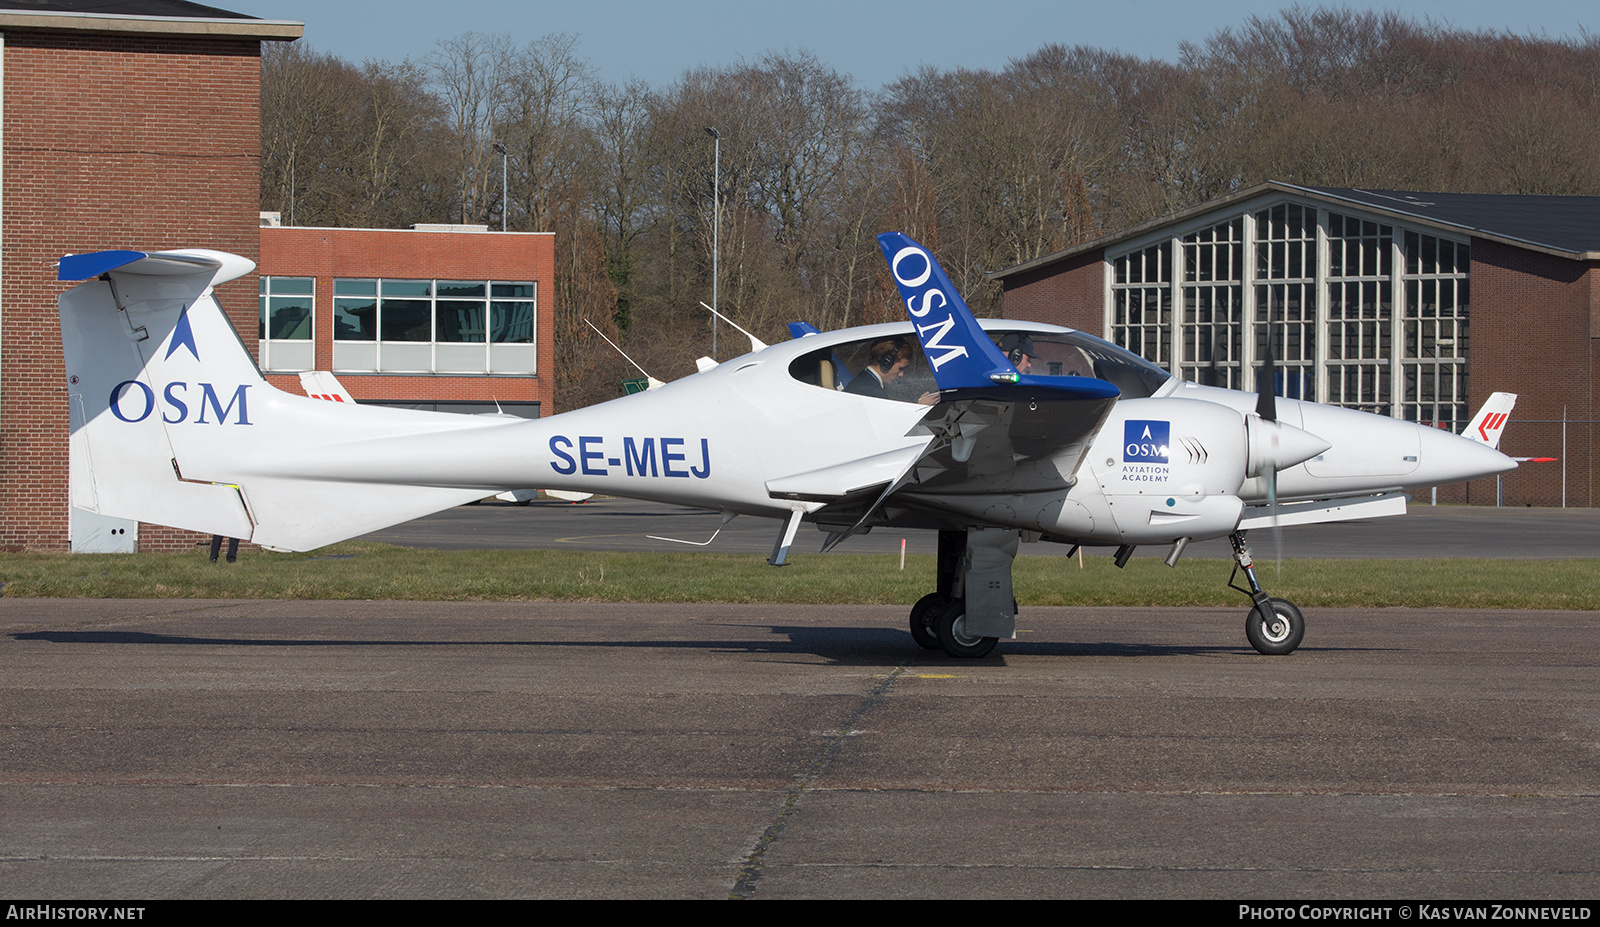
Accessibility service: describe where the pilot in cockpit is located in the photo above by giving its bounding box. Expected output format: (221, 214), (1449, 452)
(844, 338), (938, 404)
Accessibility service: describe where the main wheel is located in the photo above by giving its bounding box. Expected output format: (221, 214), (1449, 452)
(1245, 598), (1305, 655)
(909, 593), (949, 650)
(935, 601), (998, 659)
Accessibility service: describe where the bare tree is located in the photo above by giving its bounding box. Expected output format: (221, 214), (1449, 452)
(429, 32), (515, 225)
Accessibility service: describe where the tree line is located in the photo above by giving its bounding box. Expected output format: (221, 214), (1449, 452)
(260, 6), (1600, 410)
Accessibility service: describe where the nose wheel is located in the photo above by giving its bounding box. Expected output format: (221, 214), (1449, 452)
(1229, 531), (1305, 655)
(1245, 597), (1305, 655)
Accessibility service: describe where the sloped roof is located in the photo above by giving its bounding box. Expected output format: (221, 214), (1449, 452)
(1304, 186), (1600, 255)
(990, 181), (1600, 281)
(0, 0), (301, 39)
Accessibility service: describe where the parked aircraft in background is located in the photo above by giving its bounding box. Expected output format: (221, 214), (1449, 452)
(57, 237), (1515, 658)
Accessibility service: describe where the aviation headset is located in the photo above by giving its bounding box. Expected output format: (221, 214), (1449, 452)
(872, 338), (909, 372)
(997, 333), (1035, 366)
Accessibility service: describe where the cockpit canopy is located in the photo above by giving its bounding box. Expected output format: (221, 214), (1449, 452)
(788, 327), (1172, 401)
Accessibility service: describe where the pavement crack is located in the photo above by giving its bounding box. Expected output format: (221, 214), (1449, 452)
(728, 664), (907, 899)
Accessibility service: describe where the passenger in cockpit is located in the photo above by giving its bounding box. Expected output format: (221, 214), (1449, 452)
(997, 333), (1035, 374)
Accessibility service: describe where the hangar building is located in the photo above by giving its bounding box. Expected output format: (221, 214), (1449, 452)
(993, 182), (1600, 507)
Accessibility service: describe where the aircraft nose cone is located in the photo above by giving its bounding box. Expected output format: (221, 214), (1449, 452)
(1412, 424), (1517, 485)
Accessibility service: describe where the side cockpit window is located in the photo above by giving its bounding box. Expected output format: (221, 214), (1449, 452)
(788, 336), (938, 402)
(1009, 330), (1173, 399)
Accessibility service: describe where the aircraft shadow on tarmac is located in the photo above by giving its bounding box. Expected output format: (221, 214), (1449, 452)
(13, 626), (1343, 663)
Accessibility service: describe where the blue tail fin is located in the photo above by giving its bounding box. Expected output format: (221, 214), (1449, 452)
(876, 232), (1118, 401)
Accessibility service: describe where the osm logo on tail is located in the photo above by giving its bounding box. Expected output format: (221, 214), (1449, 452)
(108, 380), (253, 426)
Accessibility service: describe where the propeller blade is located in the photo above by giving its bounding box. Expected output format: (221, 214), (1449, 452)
(1256, 335), (1277, 423)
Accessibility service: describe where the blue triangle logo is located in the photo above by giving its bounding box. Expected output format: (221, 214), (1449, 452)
(165, 308), (201, 361)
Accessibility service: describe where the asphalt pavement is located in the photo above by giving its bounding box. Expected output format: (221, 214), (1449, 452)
(3, 598), (1598, 899)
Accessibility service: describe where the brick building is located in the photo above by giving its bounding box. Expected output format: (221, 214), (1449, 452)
(993, 182), (1600, 507)
(258, 224), (555, 418)
(0, 2), (299, 550)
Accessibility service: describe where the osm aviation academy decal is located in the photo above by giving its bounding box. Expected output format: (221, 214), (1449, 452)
(1119, 419), (1170, 483)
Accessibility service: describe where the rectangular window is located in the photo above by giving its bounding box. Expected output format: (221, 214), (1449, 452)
(330, 278), (538, 374)
(1401, 231), (1470, 429)
(259, 276), (315, 372)
(1325, 213), (1394, 415)
(1110, 244), (1172, 369)
(1180, 218), (1244, 389)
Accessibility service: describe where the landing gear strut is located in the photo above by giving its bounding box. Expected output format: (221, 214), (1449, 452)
(1228, 531), (1305, 655)
(905, 528), (1012, 658)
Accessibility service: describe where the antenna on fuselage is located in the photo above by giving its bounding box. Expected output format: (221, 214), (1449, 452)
(584, 319), (665, 391)
(698, 302), (767, 353)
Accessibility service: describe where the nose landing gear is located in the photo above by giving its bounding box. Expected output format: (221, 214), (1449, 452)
(1229, 531), (1305, 655)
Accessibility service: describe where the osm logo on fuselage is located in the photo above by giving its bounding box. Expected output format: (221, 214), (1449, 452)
(108, 380), (253, 426)
(1123, 419), (1170, 464)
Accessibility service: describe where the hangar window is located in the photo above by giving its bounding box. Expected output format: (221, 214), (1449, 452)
(1111, 244), (1172, 369)
(331, 278), (537, 375)
(259, 276), (314, 372)
(1325, 214), (1394, 415)
(1254, 203), (1316, 400)
(1179, 218), (1245, 389)
(1401, 232), (1470, 429)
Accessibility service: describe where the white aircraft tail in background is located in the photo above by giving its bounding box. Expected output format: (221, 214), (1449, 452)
(299, 370), (355, 404)
(1461, 392), (1516, 449)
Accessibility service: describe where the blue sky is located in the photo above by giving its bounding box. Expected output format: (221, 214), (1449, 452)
(230, 0), (1595, 91)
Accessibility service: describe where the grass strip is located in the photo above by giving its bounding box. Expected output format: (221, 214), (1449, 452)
(0, 542), (1596, 609)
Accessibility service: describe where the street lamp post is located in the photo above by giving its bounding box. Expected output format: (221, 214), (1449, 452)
(705, 126), (719, 359)
(492, 141), (508, 232)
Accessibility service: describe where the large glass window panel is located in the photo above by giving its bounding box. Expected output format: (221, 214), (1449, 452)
(334, 297), (377, 341)
(328, 278), (533, 372)
(380, 299), (431, 342)
(436, 300), (486, 342)
(490, 301), (535, 343)
(266, 298), (313, 340)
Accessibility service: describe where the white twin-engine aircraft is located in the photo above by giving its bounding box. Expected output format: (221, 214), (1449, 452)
(57, 235), (1516, 658)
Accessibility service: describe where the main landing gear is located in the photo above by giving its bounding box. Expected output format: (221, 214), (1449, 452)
(908, 528), (1015, 659)
(907, 528), (1305, 658)
(1228, 531), (1305, 655)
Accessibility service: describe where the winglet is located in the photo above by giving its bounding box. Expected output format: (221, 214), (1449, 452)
(877, 232), (1013, 388)
(1462, 392), (1517, 449)
(875, 232), (1118, 402)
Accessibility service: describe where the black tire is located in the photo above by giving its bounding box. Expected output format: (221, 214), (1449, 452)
(1246, 598), (1305, 655)
(935, 600), (998, 659)
(909, 593), (948, 650)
